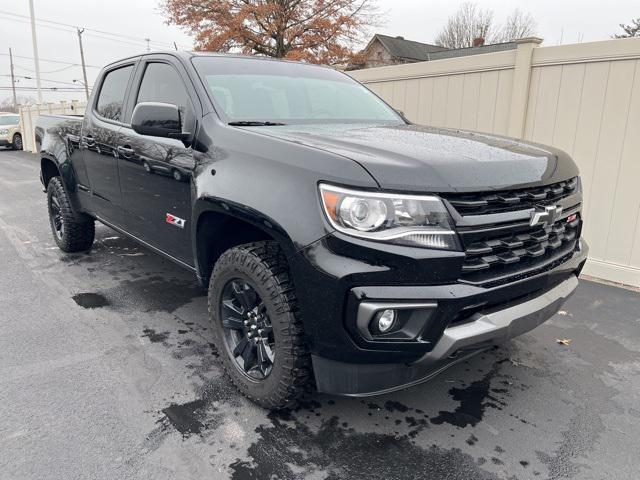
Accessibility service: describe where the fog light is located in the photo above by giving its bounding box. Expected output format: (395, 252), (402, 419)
(376, 309), (397, 333)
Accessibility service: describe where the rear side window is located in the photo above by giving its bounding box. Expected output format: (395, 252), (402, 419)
(96, 65), (134, 121)
(136, 62), (188, 111)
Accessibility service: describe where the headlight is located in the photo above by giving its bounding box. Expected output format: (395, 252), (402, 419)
(319, 184), (461, 250)
(0, 129), (9, 135)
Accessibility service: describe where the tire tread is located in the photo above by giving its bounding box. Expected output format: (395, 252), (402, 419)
(47, 177), (95, 252)
(208, 241), (312, 409)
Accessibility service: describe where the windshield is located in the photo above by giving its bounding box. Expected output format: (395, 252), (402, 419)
(192, 56), (402, 124)
(0, 115), (19, 126)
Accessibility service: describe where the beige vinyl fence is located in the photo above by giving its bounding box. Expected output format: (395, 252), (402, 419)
(350, 36), (640, 288)
(19, 100), (87, 153)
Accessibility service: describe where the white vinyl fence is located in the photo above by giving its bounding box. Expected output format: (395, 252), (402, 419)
(350, 37), (640, 288)
(19, 100), (86, 153)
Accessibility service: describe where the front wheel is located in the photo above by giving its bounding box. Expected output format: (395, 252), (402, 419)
(12, 133), (22, 151)
(208, 241), (312, 409)
(47, 177), (95, 252)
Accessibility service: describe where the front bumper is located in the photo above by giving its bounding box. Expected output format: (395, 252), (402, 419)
(289, 230), (588, 396)
(0, 138), (10, 147)
(312, 274), (577, 396)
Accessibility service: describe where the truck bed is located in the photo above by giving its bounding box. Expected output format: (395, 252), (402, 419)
(35, 114), (84, 152)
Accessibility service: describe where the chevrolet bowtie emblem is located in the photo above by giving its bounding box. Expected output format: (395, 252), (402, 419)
(530, 205), (563, 227)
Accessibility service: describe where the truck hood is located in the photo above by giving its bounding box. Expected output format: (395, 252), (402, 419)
(250, 123), (578, 193)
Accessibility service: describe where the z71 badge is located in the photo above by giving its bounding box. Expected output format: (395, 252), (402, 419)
(165, 214), (186, 229)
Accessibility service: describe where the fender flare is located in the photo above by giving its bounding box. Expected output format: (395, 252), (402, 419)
(192, 196), (298, 285)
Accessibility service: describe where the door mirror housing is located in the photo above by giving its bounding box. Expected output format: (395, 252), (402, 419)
(131, 102), (191, 143)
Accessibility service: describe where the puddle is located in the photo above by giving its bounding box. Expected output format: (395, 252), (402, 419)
(72, 292), (111, 309)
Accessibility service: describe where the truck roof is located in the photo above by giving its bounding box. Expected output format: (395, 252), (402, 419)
(102, 50), (336, 71)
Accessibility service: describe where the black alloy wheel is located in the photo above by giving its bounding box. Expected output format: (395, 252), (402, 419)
(49, 189), (64, 240)
(46, 177), (95, 252)
(220, 279), (275, 379)
(208, 241), (312, 409)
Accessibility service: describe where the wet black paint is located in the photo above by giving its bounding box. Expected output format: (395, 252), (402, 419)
(384, 400), (410, 413)
(229, 415), (500, 480)
(160, 376), (241, 438)
(72, 292), (110, 309)
(99, 276), (203, 314)
(162, 399), (207, 437)
(431, 360), (508, 428)
(142, 328), (170, 343)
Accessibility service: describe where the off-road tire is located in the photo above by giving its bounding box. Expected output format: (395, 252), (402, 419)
(47, 177), (95, 252)
(208, 241), (312, 409)
(12, 133), (23, 151)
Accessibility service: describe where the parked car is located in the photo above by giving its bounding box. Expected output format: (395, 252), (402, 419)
(35, 52), (587, 409)
(0, 112), (23, 150)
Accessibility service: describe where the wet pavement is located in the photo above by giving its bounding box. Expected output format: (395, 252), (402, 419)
(1, 149), (640, 480)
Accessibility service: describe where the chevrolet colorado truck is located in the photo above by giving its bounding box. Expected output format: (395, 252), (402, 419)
(36, 52), (587, 409)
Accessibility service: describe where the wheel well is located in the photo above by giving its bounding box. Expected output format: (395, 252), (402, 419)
(196, 212), (275, 285)
(41, 158), (60, 187)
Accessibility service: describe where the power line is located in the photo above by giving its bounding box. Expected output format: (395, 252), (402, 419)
(14, 63), (78, 74)
(0, 86), (87, 92)
(0, 74), (90, 87)
(0, 13), (161, 50)
(0, 10), (191, 50)
(0, 52), (101, 68)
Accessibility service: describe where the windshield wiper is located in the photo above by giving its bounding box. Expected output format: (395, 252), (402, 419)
(228, 121), (286, 127)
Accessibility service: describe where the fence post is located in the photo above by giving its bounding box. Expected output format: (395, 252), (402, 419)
(507, 37), (543, 139)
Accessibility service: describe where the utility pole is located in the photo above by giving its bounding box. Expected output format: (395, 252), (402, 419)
(76, 28), (90, 100)
(145, 38), (151, 52)
(9, 48), (18, 111)
(28, 0), (43, 103)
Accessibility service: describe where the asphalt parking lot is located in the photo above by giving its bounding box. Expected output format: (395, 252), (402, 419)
(1, 149), (640, 480)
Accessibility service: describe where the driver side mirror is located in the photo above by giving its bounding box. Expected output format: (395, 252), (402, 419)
(131, 102), (191, 144)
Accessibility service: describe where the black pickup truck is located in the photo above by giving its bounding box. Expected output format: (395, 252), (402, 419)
(36, 52), (587, 409)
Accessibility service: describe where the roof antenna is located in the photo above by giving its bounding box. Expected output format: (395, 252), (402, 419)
(174, 42), (178, 51)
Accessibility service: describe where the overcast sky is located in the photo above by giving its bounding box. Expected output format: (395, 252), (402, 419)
(1, 0), (638, 104)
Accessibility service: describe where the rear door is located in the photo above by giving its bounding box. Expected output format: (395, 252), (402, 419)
(82, 62), (136, 225)
(117, 56), (197, 265)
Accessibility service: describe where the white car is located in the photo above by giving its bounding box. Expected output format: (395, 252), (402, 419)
(0, 112), (23, 150)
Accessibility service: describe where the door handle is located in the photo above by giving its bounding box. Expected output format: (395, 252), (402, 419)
(117, 145), (134, 158)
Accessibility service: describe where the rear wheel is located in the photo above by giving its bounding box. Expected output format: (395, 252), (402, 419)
(12, 133), (22, 151)
(47, 177), (95, 252)
(208, 241), (312, 409)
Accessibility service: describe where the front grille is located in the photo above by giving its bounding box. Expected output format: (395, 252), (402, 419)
(457, 214), (581, 287)
(443, 178), (579, 216)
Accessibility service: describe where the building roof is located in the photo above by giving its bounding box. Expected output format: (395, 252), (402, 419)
(426, 41), (517, 61)
(368, 34), (448, 61)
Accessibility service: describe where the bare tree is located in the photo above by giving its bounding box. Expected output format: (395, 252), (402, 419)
(435, 2), (495, 49)
(435, 2), (537, 49)
(0, 95), (37, 113)
(495, 8), (537, 42)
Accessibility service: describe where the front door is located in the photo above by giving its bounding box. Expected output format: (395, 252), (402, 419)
(117, 60), (196, 265)
(82, 63), (135, 224)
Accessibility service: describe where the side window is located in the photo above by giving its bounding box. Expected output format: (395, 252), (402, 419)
(137, 63), (188, 112)
(96, 65), (133, 121)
